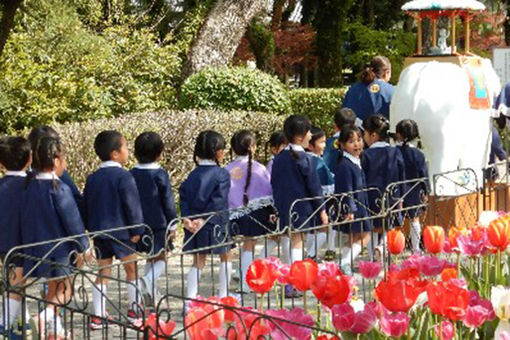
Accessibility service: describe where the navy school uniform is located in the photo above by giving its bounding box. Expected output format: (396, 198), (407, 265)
(342, 79), (395, 121)
(361, 142), (405, 228)
(21, 173), (88, 278)
(60, 169), (84, 216)
(323, 134), (340, 173)
(130, 163), (177, 254)
(271, 144), (324, 230)
(485, 126), (508, 181)
(397, 144), (429, 218)
(83, 161), (144, 260)
(335, 153), (372, 233)
(0, 172), (27, 266)
(179, 160), (231, 254)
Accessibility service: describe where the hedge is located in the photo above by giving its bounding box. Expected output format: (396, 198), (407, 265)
(289, 87), (348, 133)
(53, 110), (285, 189)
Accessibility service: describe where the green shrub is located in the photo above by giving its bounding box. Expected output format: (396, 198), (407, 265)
(52, 109), (285, 189)
(180, 66), (291, 114)
(289, 88), (348, 133)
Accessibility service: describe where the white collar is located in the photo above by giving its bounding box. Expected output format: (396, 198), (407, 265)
(343, 152), (362, 168)
(333, 131), (340, 138)
(36, 172), (58, 180)
(133, 162), (161, 170)
(306, 151), (321, 159)
(396, 141), (416, 148)
(5, 171), (27, 177)
(235, 155), (249, 162)
(369, 141), (390, 149)
(284, 143), (305, 152)
(269, 155), (274, 161)
(198, 159), (217, 166)
(99, 161), (122, 168)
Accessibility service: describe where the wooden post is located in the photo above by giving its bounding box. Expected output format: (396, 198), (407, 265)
(465, 16), (471, 54)
(417, 17), (422, 55)
(451, 14), (456, 54)
(432, 18), (437, 47)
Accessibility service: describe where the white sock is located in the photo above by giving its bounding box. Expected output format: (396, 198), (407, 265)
(379, 231), (387, 246)
(327, 229), (337, 251)
(126, 280), (141, 310)
(39, 307), (55, 327)
(340, 246), (350, 259)
(366, 233), (375, 260)
(218, 262), (232, 298)
(240, 251), (253, 291)
(144, 263), (152, 276)
(262, 239), (278, 258)
(291, 248), (303, 263)
(1, 298), (21, 328)
(341, 243), (362, 266)
(281, 237), (291, 264)
(186, 267), (201, 299)
(92, 284), (107, 317)
(411, 221), (421, 253)
(307, 232), (327, 258)
(55, 315), (64, 335)
(145, 260), (165, 290)
(305, 234), (315, 253)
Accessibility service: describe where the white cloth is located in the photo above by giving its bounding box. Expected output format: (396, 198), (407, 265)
(186, 267), (201, 298)
(344, 152), (362, 169)
(133, 163), (161, 170)
(5, 171), (26, 177)
(99, 161), (122, 168)
(198, 159), (217, 166)
(284, 144), (305, 152)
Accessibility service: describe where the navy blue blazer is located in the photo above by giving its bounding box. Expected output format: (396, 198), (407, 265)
(310, 154), (334, 194)
(271, 147), (324, 229)
(342, 79), (394, 121)
(490, 127), (507, 165)
(21, 175), (88, 259)
(361, 145), (405, 211)
(0, 174), (26, 254)
(130, 165), (177, 231)
(397, 145), (429, 208)
(83, 164), (144, 240)
(60, 170), (83, 215)
(335, 156), (372, 232)
(323, 136), (339, 172)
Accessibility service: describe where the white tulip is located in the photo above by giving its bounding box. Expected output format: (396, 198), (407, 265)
(492, 286), (510, 320)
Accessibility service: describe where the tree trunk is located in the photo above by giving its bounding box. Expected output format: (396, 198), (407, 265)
(0, 0), (22, 58)
(181, 0), (266, 79)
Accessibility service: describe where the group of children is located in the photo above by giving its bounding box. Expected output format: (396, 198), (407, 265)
(0, 109), (429, 337)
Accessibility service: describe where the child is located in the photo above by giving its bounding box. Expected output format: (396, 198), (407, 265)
(335, 126), (372, 275)
(180, 130), (233, 299)
(305, 126), (336, 260)
(362, 115), (405, 256)
(83, 131), (144, 329)
(130, 132), (177, 303)
(225, 130), (274, 293)
(323, 108), (357, 172)
(394, 119), (429, 253)
(0, 137), (31, 337)
(21, 137), (88, 338)
(266, 130), (287, 175)
(27, 126), (83, 212)
(271, 115), (327, 297)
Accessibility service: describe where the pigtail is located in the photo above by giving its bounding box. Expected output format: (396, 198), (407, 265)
(243, 150), (253, 205)
(336, 148), (345, 165)
(289, 144), (299, 161)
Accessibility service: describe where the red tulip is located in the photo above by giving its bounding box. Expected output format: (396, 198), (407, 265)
(145, 313), (176, 340)
(448, 226), (467, 251)
(359, 260), (382, 280)
(487, 218), (510, 251)
(427, 281), (470, 321)
(311, 272), (351, 308)
(387, 229), (405, 255)
(246, 259), (278, 294)
(220, 296), (239, 323)
(423, 226), (445, 254)
(375, 269), (428, 313)
(288, 259), (319, 292)
(380, 310), (410, 338)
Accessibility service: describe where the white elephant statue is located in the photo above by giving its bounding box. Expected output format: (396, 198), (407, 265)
(390, 59), (501, 195)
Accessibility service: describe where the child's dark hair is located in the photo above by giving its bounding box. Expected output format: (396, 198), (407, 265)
(335, 108), (356, 130)
(231, 130), (256, 205)
(28, 126), (59, 151)
(336, 125), (363, 163)
(363, 114), (390, 141)
(396, 119), (422, 148)
(283, 115), (311, 160)
(194, 130), (226, 166)
(309, 126), (326, 147)
(32, 137), (63, 172)
(361, 56), (391, 84)
(134, 132), (164, 164)
(268, 130), (287, 149)
(0, 137), (31, 171)
(94, 130), (124, 162)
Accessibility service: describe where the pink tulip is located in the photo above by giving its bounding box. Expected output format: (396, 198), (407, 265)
(418, 255), (446, 277)
(443, 238), (454, 253)
(463, 305), (490, 328)
(380, 310), (410, 338)
(276, 264), (290, 285)
(400, 254), (421, 271)
(501, 331), (510, 340)
(331, 303), (377, 334)
(434, 321), (455, 340)
(358, 260), (382, 280)
(318, 262), (341, 277)
(457, 235), (486, 257)
(266, 308), (314, 340)
(350, 304), (378, 334)
(469, 290), (496, 321)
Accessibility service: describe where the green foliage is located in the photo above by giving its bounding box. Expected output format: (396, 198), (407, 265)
(53, 109), (284, 189)
(342, 22), (416, 83)
(180, 66), (291, 114)
(0, 0), (181, 132)
(289, 88), (347, 133)
(246, 17), (275, 72)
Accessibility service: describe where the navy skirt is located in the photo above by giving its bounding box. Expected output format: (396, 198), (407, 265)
(232, 206), (277, 237)
(94, 238), (137, 260)
(24, 255), (74, 279)
(183, 222), (233, 255)
(137, 229), (172, 255)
